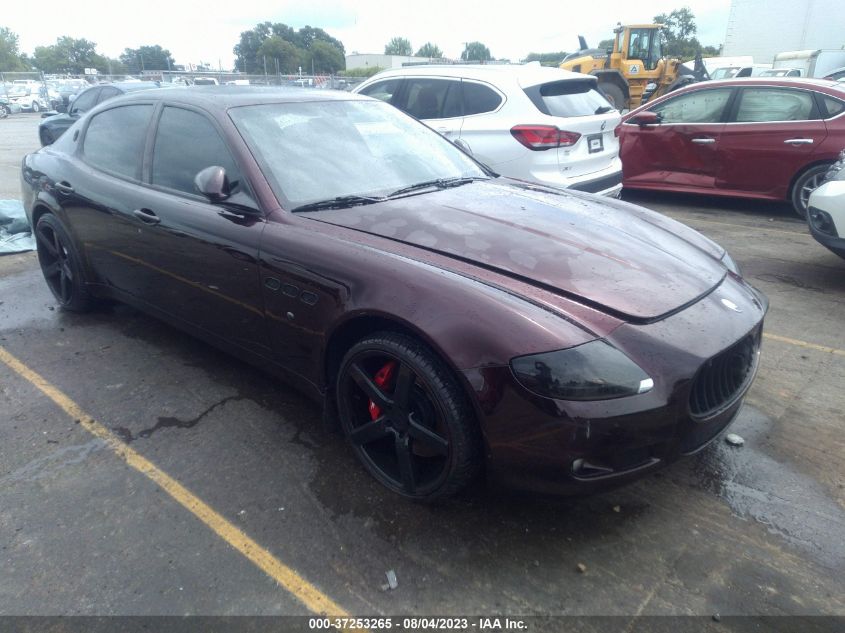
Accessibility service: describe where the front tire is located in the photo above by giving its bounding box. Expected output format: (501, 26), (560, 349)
(31, 101), (40, 113)
(34, 214), (93, 312)
(336, 332), (482, 501)
(791, 164), (830, 219)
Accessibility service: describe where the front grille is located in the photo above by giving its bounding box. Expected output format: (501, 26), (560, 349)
(689, 332), (759, 418)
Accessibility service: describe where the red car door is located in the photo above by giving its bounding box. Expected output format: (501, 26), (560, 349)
(621, 87), (734, 190)
(715, 86), (827, 198)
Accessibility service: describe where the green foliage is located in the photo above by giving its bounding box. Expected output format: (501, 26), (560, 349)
(33, 37), (107, 74)
(233, 22), (346, 73)
(120, 45), (175, 73)
(653, 7), (720, 61)
(597, 39), (615, 51)
(461, 42), (492, 62)
(416, 42), (442, 58)
(1, 27), (29, 70)
(384, 37), (412, 56)
(338, 66), (386, 78)
(524, 51), (569, 65)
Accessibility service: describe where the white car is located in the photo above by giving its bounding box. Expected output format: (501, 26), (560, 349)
(353, 64), (623, 196)
(6, 86), (48, 112)
(807, 151), (845, 259)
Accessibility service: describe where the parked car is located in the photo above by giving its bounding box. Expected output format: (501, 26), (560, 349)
(0, 96), (23, 118)
(6, 85), (48, 112)
(619, 78), (845, 217)
(21, 87), (767, 499)
(807, 150), (845, 258)
(49, 79), (90, 109)
(759, 68), (802, 78)
(353, 64), (623, 196)
(709, 64), (772, 80)
(772, 49), (845, 79)
(193, 77), (219, 85)
(38, 81), (159, 146)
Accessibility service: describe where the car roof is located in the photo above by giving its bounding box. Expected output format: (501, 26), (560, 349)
(360, 63), (594, 88)
(118, 85), (370, 108)
(688, 77), (841, 90)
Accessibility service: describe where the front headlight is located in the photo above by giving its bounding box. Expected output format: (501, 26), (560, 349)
(721, 250), (741, 276)
(510, 339), (654, 401)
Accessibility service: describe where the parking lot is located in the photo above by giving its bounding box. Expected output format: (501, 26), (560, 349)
(1, 113), (844, 626)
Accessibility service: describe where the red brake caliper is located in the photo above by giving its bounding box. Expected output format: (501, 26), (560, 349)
(368, 360), (397, 420)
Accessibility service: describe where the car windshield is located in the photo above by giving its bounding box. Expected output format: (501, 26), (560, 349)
(230, 99), (487, 209)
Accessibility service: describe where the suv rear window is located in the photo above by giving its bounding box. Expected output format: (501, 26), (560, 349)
(526, 80), (613, 117)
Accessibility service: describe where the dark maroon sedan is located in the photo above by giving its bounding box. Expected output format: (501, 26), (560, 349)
(619, 78), (845, 217)
(21, 87), (767, 500)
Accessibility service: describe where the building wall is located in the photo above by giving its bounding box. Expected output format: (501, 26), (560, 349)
(723, 0), (844, 63)
(345, 54), (435, 71)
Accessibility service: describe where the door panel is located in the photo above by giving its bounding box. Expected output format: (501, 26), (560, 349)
(621, 88), (732, 189)
(715, 87), (827, 197)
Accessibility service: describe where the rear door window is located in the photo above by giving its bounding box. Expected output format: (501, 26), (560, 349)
(97, 86), (121, 104)
(82, 104), (153, 180)
(462, 81), (502, 116)
(397, 78), (462, 120)
(358, 78), (403, 104)
(151, 106), (243, 195)
(651, 88), (733, 123)
(531, 80), (613, 117)
(734, 88), (818, 122)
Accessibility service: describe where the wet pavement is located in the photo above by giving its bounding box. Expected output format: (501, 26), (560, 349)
(1, 116), (844, 620)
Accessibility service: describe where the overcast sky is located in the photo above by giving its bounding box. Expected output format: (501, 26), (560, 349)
(5, 0), (732, 69)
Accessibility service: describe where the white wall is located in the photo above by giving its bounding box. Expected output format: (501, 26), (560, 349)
(723, 0), (845, 63)
(345, 54), (435, 71)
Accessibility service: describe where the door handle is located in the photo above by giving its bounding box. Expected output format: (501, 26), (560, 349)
(691, 138), (716, 144)
(54, 181), (74, 194)
(784, 138), (814, 145)
(132, 208), (160, 225)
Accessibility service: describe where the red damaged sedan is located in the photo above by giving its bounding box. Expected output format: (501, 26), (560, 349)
(619, 78), (845, 217)
(22, 87), (767, 500)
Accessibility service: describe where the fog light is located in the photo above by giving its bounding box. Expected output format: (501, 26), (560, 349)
(808, 206), (838, 236)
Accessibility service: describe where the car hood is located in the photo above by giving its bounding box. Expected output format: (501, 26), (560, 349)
(300, 180), (726, 321)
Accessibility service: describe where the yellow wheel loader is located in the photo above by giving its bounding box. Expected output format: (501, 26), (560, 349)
(559, 23), (709, 111)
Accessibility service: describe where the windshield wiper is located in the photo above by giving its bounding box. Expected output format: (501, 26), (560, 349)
(291, 194), (385, 213)
(388, 176), (489, 198)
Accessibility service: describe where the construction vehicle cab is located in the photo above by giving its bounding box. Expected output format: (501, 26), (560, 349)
(560, 24), (701, 111)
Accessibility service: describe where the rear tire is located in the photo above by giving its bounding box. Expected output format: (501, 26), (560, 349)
(34, 213), (93, 312)
(336, 331), (482, 501)
(32, 101), (40, 113)
(599, 82), (626, 111)
(791, 164), (831, 219)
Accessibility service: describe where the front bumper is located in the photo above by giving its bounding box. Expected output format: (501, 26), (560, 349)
(463, 273), (768, 495)
(807, 180), (845, 258)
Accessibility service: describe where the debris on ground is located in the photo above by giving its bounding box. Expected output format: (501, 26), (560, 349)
(713, 614), (721, 622)
(612, 505), (621, 513)
(725, 433), (745, 447)
(0, 200), (35, 255)
(381, 569), (399, 591)
(576, 563), (587, 574)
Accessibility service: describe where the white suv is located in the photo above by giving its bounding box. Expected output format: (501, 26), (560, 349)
(353, 64), (622, 195)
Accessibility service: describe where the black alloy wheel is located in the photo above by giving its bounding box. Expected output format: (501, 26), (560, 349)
(35, 214), (92, 311)
(792, 164), (831, 219)
(337, 332), (481, 500)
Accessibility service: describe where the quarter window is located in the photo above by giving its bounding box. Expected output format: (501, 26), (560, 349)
(398, 79), (462, 120)
(83, 105), (153, 179)
(152, 106), (243, 195)
(358, 78), (402, 104)
(651, 88), (732, 124)
(821, 95), (844, 118)
(735, 88), (817, 122)
(462, 81), (502, 116)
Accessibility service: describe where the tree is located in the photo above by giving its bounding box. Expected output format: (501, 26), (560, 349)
(0, 27), (29, 71)
(416, 42), (442, 58)
(33, 37), (106, 74)
(257, 36), (300, 73)
(524, 51), (569, 66)
(384, 37), (412, 56)
(461, 42), (491, 62)
(653, 7), (709, 61)
(597, 39), (615, 51)
(233, 22), (345, 73)
(120, 45), (175, 73)
(308, 40), (345, 73)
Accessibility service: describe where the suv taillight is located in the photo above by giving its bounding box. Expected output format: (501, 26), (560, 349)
(510, 125), (581, 151)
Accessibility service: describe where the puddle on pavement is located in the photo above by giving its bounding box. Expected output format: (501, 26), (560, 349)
(684, 404), (845, 568)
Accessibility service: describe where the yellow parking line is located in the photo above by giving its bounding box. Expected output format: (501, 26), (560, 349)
(763, 332), (845, 357)
(0, 344), (350, 617)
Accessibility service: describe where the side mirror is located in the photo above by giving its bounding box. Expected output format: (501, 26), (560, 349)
(628, 111), (661, 126)
(57, 103), (68, 114)
(194, 166), (231, 202)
